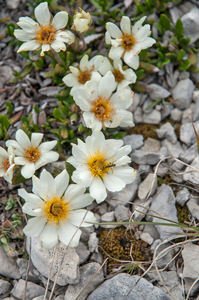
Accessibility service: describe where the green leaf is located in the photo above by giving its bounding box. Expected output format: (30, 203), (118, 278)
(158, 51), (164, 60)
(5, 101), (13, 117)
(175, 19), (183, 39)
(53, 108), (62, 120)
(179, 59), (191, 71)
(154, 23), (163, 35)
(33, 105), (40, 114)
(0, 115), (10, 130)
(159, 14), (171, 31)
(177, 49), (185, 61)
(65, 161), (75, 180)
(165, 52), (178, 60)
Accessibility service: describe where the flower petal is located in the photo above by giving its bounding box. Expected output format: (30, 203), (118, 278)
(17, 40), (40, 53)
(90, 177), (107, 203)
(38, 141), (57, 153)
(18, 188), (43, 206)
(51, 40), (66, 52)
(79, 54), (89, 71)
(98, 71), (115, 98)
(21, 162), (36, 179)
(58, 221), (81, 247)
(40, 223), (58, 249)
(55, 30), (75, 44)
(120, 16), (131, 34)
(103, 173), (125, 192)
(64, 184), (85, 201)
(0, 147), (8, 158)
(69, 210), (96, 227)
(132, 16), (146, 35)
(109, 46), (124, 60)
(16, 129), (31, 149)
(123, 53), (139, 69)
(35, 151), (59, 170)
(69, 193), (94, 210)
(17, 16), (40, 32)
(111, 88), (133, 109)
(71, 168), (94, 187)
(55, 170), (69, 197)
(31, 133), (43, 147)
(14, 157), (28, 165)
(135, 24), (150, 42)
(23, 216), (47, 237)
(99, 57), (113, 75)
(83, 112), (102, 130)
(73, 89), (92, 111)
(41, 44), (50, 55)
(106, 22), (122, 38)
(14, 29), (36, 41)
(113, 166), (137, 184)
(117, 110), (134, 127)
(62, 74), (78, 87)
(5, 140), (24, 156)
(34, 2), (50, 25)
(52, 11), (68, 30)
(39, 169), (56, 200)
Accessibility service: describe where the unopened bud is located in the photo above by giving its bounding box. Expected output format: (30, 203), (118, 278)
(72, 8), (92, 33)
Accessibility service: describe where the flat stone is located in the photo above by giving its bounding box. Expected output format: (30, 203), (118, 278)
(88, 232), (98, 253)
(182, 243), (199, 279)
(186, 196), (199, 220)
(0, 65), (15, 88)
(0, 279), (11, 294)
(11, 279), (48, 300)
(183, 156), (199, 185)
(148, 83), (171, 100)
(176, 188), (190, 207)
(81, 226), (95, 243)
(107, 176), (141, 208)
(156, 163), (169, 177)
(27, 237), (79, 286)
(128, 93), (140, 112)
(138, 164), (152, 177)
(151, 240), (176, 269)
(134, 106), (143, 124)
(75, 242), (90, 264)
(156, 122), (177, 144)
(170, 108), (182, 122)
(150, 185), (183, 240)
(115, 205), (132, 228)
(162, 139), (183, 158)
(100, 211), (115, 229)
(87, 274), (171, 300)
(138, 173), (157, 201)
(182, 108), (193, 124)
(132, 198), (152, 222)
(140, 232), (153, 245)
(179, 143), (198, 164)
(143, 110), (161, 124)
(171, 79), (195, 109)
(16, 258), (40, 283)
(143, 224), (160, 241)
(193, 99), (199, 122)
(6, 0), (20, 9)
(65, 263), (104, 300)
(142, 97), (153, 113)
(182, 8), (199, 43)
(123, 134), (144, 151)
(0, 246), (20, 279)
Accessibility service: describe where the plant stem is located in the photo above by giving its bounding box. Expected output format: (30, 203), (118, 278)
(51, 49), (66, 68)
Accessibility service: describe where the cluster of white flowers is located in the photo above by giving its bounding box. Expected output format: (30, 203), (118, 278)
(4, 2), (156, 250)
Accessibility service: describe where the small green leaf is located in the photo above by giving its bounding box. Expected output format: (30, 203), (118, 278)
(5, 101), (13, 117)
(175, 19), (183, 39)
(166, 52), (178, 60)
(177, 49), (185, 61)
(159, 14), (171, 31)
(53, 108), (62, 120)
(154, 23), (163, 35)
(158, 51), (164, 60)
(33, 105), (40, 114)
(179, 59), (190, 71)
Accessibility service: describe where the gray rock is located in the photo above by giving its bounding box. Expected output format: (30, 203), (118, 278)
(156, 163), (169, 177)
(171, 79), (195, 109)
(6, 0), (20, 9)
(143, 224), (160, 241)
(55, 296), (65, 300)
(161, 104), (174, 120)
(170, 108), (182, 122)
(143, 97), (153, 113)
(90, 252), (103, 265)
(151, 240), (175, 270)
(123, 134), (144, 151)
(182, 8), (199, 44)
(64, 263), (104, 300)
(0, 65), (15, 88)
(140, 232), (153, 245)
(96, 203), (108, 215)
(193, 90), (199, 102)
(87, 274), (171, 300)
(134, 106), (143, 124)
(27, 237), (79, 286)
(88, 232), (98, 253)
(182, 243), (199, 279)
(81, 226), (95, 243)
(115, 205), (132, 228)
(0, 246), (20, 279)
(186, 196), (199, 220)
(16, 258), (40, 283)
(193, 99), (199, 122)
(100, 211), (115, 229)
(107, 176), (141, 208)
(176, 188), (190, 207)
(11, 279), (47, 300)
(170, 160), (184, 173)
(182, 108), (193, 124)
(162, 139), (183, 158)
(150, 185), (183, 240)
(148, 83), (171, 100)
(138, 173), (157, 201)
(179, 71), (189, 80)
(138, 164), (152, 177)
(148, 270), (184, 300)
(75, 242), (90, 264)
(184, 277), (199, 297)
(132, 198), (152, 222)
(128, 93), (140, 112)
(156, 122), (177, 143)
(183, 156), (199, 185)
(143, 110), (161, 124)
(169, 6), (182, 24)
(179, 142), (198, 164)
(0, 279), (11, 294)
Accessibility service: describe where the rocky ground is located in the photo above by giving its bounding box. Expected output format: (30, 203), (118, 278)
(2, 0), (199, 300)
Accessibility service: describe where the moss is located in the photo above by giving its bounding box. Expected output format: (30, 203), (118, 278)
(126, 123), (160, 140)
(157, 175), (173, 186)
(98, 227), (152, 273)
(176, 204), (190, 224)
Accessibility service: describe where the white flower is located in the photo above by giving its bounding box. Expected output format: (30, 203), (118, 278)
(14, 2), (75, 56)
(0, 147), (15, 184)
(105, 16), (156, 69)
(73, 71), (134, 130)
(67, 130), (137, 203)
(99, 57), (137, 90)
(72, 8), (92, 33)
(6, 129), (59, 179)
(62, 54), (103, 95)
(18, 169), (95, 249)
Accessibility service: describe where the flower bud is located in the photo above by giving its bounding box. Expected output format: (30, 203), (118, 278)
(72, 8), (92, 33)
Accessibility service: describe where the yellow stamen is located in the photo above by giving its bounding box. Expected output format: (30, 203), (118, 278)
(78, 69), (92, 84)
(42, 196), (71, 225)
(90, 96), (115, 122)
(87, 149), (115, 178)
(35, 24), (56, 45)
(113, 69), (124, 83)
(24, 146), (40, 163)
(3, 158), (10, 171)
(122, 33), (136, 51)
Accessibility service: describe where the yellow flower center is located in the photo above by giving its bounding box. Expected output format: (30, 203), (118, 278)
(87, 149), (115, 178)
(90, 96), (115, 122)
(78, 69), (92, 84)
(35, 24), (56, 45)
(24, 146), (40, 163)
(122, 33), (136, 51)
(113, 69), (124, 83)
(43, 196), (71, 225)
(3, 158), (10, 171)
